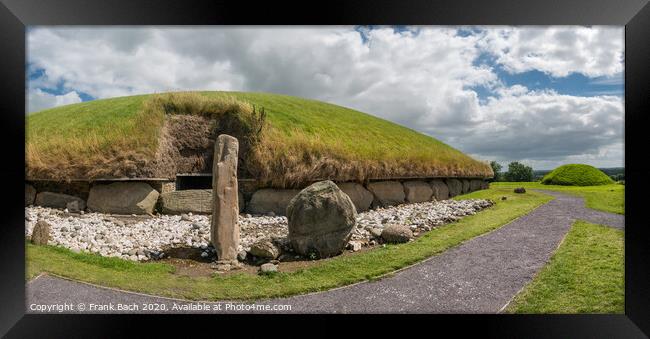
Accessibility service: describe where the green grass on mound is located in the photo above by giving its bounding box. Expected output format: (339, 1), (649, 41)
(27, 187), (550, 301)
(26, 91), (492, 186)
(541, 164), (614, 186)
(508, 221), (624, 314)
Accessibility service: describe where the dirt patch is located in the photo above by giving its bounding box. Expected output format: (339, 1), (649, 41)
(151, 245), (378, 278)
(141, 115), (216, 179)
(143, 114), (258, 180)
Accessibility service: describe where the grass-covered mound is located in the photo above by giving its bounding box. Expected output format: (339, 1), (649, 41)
(541, 164), (614, 186)
(26, 91), (492, 187)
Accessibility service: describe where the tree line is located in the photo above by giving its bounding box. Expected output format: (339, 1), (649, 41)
(489, 161), (534, 182)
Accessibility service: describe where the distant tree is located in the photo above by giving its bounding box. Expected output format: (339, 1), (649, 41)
(610, 174), (625, 181)
(489, 161), (502, 182)
(504, 162), (534, 182)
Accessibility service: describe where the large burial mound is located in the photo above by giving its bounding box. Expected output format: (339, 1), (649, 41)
(26, 91), (492, 187)
(541, 164), (614, 186)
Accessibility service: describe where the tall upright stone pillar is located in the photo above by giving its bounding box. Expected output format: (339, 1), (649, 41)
(211, 134), (240, 265)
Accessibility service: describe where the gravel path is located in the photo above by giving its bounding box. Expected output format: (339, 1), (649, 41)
(26, 190), (624, 314)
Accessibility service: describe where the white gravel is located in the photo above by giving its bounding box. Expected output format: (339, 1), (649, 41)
(25, 199), (493, 261)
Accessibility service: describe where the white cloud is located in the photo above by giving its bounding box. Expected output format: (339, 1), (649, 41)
(28, 88), (82, 113)
(27, 26), (624, 168)
(480, 26), (624, 77)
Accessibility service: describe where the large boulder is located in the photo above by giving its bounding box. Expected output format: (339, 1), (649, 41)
(461, 179), (471, 194)
(31, 220), (51, 245)
(403, 181), (433, 203)
(287, 180), (357, 258)
(381, 224), (413, 243)
(445, 179), (462, 197)
(247, 189), (300, 216)
(35, 192), (86, 210)
(367, 181), (405, 208)
(470, 179), (483, 192)
(87, 182), (159, 215)
(337, 182), (373, 212)
(430, 180), (449, 200)
(25, 184), (36, 206)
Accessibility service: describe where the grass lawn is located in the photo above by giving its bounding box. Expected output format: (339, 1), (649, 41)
(26, 91), (491, 184)
(492, 182), (624, 215)
(507, 221), (624, 313)
(26, 187), (551, 301)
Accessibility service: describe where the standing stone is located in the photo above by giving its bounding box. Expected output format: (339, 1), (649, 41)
(25, 184), (36, 206)
(446, 179), (463, 197)
(403, 181), (433, 203)
(287, 180), (357, 258)
(211, 134), (240, 263)
(31, 220), (51, 245)
(430, 179), (449, 200)
(337, 182), (374, 212)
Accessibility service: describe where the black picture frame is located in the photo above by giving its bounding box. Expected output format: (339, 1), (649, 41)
(1, 0), (648, 337)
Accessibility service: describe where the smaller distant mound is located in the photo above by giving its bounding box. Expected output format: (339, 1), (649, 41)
(541, 164), (614, 186)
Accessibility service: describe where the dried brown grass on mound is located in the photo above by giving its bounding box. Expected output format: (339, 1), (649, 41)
(248, 128), (493, 188)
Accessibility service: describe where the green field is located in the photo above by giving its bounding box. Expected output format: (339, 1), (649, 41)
(508, 221), (624, 313)
(492, 182), (624, 214)
(541, 164), (614, 186)
(27, 187), (550, 300)
(26, 91), (492, 185)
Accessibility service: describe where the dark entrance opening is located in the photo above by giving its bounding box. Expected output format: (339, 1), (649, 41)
(176, 174), (212, 190)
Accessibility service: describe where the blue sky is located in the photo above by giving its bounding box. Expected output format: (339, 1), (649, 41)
(26, 26), (624, 170)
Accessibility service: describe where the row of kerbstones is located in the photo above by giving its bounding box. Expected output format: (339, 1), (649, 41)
(247, 178), (487, 216)
(25, 182), (160, 215)
(26, 183), (245, 215)
(25, 178), (486, 218)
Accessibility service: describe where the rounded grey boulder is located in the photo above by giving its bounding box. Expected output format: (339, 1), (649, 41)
(287, 180), (357, 258)
(249, 239), (280, 259)
(381, 224), (413, 243)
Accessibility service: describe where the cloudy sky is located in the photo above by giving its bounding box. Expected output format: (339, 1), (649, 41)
(27, 26), (624, 170)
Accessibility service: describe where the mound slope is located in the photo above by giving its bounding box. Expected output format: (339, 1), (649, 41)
(541, 164), (614, 186)
(26, 91), (492, 187)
